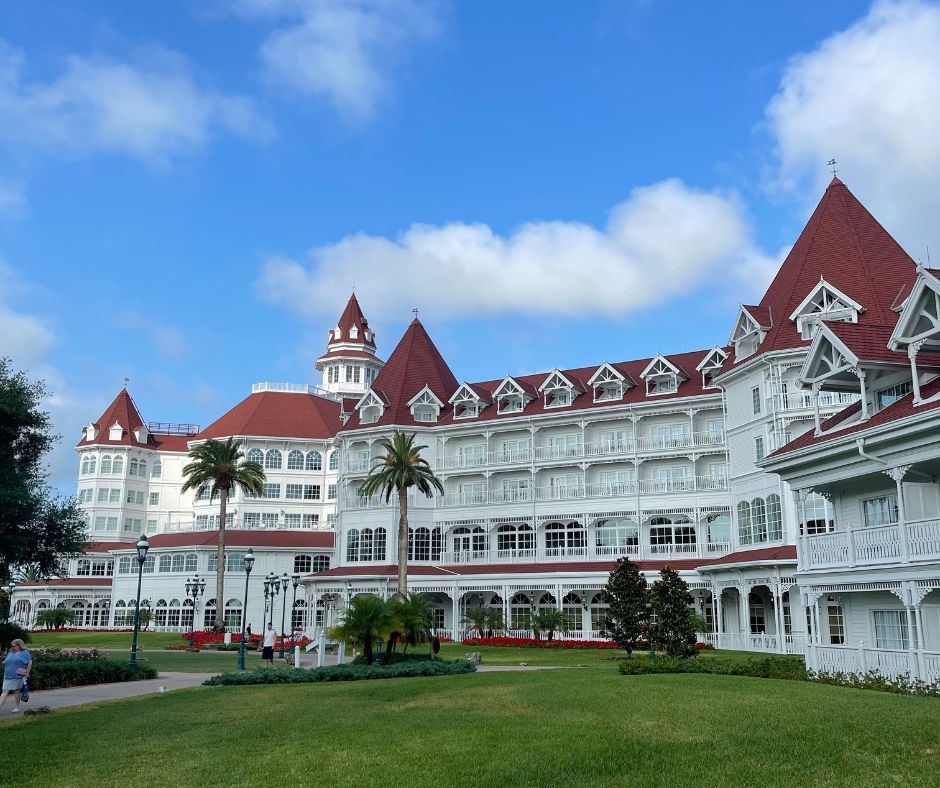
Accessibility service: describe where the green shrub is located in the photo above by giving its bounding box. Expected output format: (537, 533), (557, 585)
(351, 652), (436, 666)
(204, 659), (476, 686)
(34, 608), (75, 630)
(810, 669), (940, 697)
(617, 655), (806, 681)
(30, 656), (157, 690)
(0, 622), (30, 650)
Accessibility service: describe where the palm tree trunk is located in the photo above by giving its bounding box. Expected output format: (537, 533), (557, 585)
(397, 486), (409, 597)
(214, 488), (227, 633)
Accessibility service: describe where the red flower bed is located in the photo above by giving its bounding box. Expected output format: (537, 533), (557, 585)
(183, 631), (311, 648)
(462, 637), (618, 650)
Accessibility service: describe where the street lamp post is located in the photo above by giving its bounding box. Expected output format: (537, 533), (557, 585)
(262, 577), (271, 628)
(268, 572), (279, 626)
(185, 575), (206, 650)
(278, 573), (289, 659)
(289, 572), (300, 654)
(129, 534), (150, 672)
(237, 549), (255, 671)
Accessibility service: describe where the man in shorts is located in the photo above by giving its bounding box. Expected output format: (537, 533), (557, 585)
(262, 622), (276, 667)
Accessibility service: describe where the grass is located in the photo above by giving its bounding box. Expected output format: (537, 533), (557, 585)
(437, 641), (755, 666)
(2, 669), (939, 787)
(27, 631), (185, 648)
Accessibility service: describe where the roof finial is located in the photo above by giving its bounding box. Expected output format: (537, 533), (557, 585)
(412, 308), (419, 319)
(123, 376), (129, 390)
(827, 158), (838, 178)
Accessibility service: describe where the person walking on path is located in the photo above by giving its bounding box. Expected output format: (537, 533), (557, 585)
(261, 622), (276, 667)
(0, 639), (32, 714)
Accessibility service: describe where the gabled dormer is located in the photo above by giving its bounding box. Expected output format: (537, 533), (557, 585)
(640, 355), (686, 396)
(356, 389), (386, 425)
(790, 278), (863, 340)
(84, 423), (98, 441)
(696, 346), (729, 389)
(587, 363), (628, 402)
(133, 425), (150, 443)
(449, 383), (489, 419)
(493, 377), (533, 415)
(889, 267), (940, 353)
(538, 369), (581, 409)
(108, 421), (124, 441)
(730, 305), (771, 361)
(407, 385), (444, 423)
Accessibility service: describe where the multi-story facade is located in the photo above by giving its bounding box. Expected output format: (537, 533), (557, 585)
(11, 178), (939, 681)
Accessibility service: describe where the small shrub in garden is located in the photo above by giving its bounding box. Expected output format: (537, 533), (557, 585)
(203, 658), (475, 686)
(30, 655), (157, 690)
(617, 655), (807, 681)
(809, 669), (940, 697)
(462, 637), (618, 649)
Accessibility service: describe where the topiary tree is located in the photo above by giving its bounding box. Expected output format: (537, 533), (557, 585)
(650, 567), (697, 658)
(599, 557), (650, 657)
(35, 608), (75, 630)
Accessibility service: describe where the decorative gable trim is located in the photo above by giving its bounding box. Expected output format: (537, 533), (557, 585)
(537, 369), (580, 393)
(407, 385), (444, 408)
(799, 325), (859, 385)
(356, 389), (386, 425)
(888, 268), (940, 351)
(407, 385), (443, 423)
(639, 354), (683, 380)
(695, 346), (728, 372)
(640, 355), (686, 397)
(492, 376), (532, 414)
(586, 362), (624, 386)
(789, 278), (864, 323)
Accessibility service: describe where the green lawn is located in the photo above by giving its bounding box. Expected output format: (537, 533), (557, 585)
(437, 641), (756, 666)
(27, 631), (187, 648)
(2, 669), (938, 787)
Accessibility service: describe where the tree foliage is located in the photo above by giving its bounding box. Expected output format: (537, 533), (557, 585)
(532, 608), (570, 642)
(599, 558), (650, 657)
(388, 592), (434, 654)
(182, 437), (265, 633)
(650, 567), (698, 658)
(357, 432), (444, 596)
(0, 358), (86, 583)
(35, 607), (75, 630)
(329, 595), (396, 665)
(462, 606), (504, 638)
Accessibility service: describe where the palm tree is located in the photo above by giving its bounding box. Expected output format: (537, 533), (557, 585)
(329, 595), (395, 665)
(181, 438), (265, 633)
(533, 608), (570, 643)
(358, 432), (444, 596)
(390, 592), (433, 654)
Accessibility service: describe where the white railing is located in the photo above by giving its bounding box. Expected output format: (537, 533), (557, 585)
(802, 517), (940, 569)
(635, 431), (725, 452)
(699, 632), (807, 655)
(808, 644), (940, 683)
(439, 541), (732, 565)
(342, 492), (417, 510)
(439, 448), (533, 470)
(772, 391), (857, 412)
(638, 475), (728, 493)
(345, 459), (372, 474)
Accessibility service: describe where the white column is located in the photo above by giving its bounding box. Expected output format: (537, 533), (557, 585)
(908, 341), (924, 403)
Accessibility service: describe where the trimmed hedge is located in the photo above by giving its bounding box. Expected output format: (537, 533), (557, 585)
(204, 659), (476, 686)
(617, 655), (807, 681)
(30, 657), (158, 690)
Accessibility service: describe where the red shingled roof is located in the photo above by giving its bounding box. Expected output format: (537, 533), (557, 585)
(76, 390), (194, 453)
(108, 530), (335, 551)
(198, 391), (341, 440)
(742, 305), (772, 329)
(824, 323), (940, 367)
(696, 545), (796, 570)
(312, 558), (711, 578)
(726, 178), (917, 372)
(83, 541), (133, 553)
(330, 293), (376, 350)
(16, 578), (113, 588)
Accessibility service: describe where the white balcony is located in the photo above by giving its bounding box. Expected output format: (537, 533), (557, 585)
(439, 448), (533, 471)
(808, 643), (940, 684)
(773, 391), (857, 412)
(801, 517), (940, 570)
(438, 541), (731, 565)
(637, 475), (728, 494)
(635, 431), (725, 452)
(345, 459), (372, 474)
(698, 632), (807, 655)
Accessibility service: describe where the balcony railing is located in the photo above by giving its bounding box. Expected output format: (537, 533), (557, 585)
(698, 632), (807, 655)
(801, 517), (940, 569)
(772, 391), (857, 412)
(634, 431), (725, 452)
(807, 644), (940, 684)
(439, 541), (732, 564)
(345, 459), (372, 474)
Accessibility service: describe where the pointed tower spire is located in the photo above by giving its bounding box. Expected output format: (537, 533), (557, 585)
(78, 389), (149, 447)
(316, 293), (384, 399)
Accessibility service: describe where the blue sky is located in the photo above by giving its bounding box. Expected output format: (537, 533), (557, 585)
(3, 0), (940, 492)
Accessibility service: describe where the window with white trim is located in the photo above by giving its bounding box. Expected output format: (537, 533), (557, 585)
(862, 494), (898, 528)
(284, 513), (302, 528)
(327, 484), (337, 500)
(873, 610), (910, 650)
(752, 386), (762, 415)
(262, 483), (281, 499)
(286, 484), (303, 499)
(755, 436), (764, 462)
(302, 514), (319, 528)
(827, 605), (845, 644)
(261, 513), (279, 528)
(149, 492), (159, 506)
(303, 484), (320, 500)
(876, 381), (912, 411)
(287, 450), (304, 470)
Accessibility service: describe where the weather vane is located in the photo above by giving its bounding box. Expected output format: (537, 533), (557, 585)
(123, 376), (130, 389)
(828, 158), (838, 177)
(412, 308), (419, 318)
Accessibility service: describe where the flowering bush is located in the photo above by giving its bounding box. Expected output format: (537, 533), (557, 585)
(694, 642), (716, 650)
(461, 637), (619, 650)
(30, 647), (99, 661)
(184, 631), (310, 649)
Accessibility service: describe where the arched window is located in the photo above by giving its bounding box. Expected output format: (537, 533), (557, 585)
(71, 601), (87, 628)
(766, 494), (782, 540)
(360, 529), (374, 561)
(155, 599), (169, 627)
(181, 599), (195, 629)
(118, 556), (132, 574)
(305, 451), (322, 471)
(294, 554), (313, 573)
(802, 493), (834, 535)
(81, 455), (90, 474)
(151, 458), (161, 477)
(204, 598), (217, 629)
(594, 518), (638, 555)
(225, 553), (246, 572)
(76, 559), (91, 576)
(590, 592), (608, 633)
(159, 555), (172, 572)
(224, 599), (243, 630)
(737, 501), (752, 545)
(313, 555), (330, 572)
(264, 449), (282, 470)
(112, 456), (124, 474)
(100, 455), (112, 474)
(291, 599), (307, 630)
(538, 593), (556, 611)
(139, 460), (146, 476)
(247, 448), (263, 466)
(751, 497), (768, 543)
(113, 599), (128, 627)
(287, 450), (304, 470)
(409, 527), (431, 561)
(91, 599), (108, 627)
(496, 523), (534, 554)
(129, 459), (139, 476)
(168, 599), (182, 628)
(185, 553), (198, 572)
(347, 529), (360, 562)
(88, 455), (97, 474)
(544, 521), (586, 553)
(171, 554), (185, 572)
(453, 526), (487, 555)
(142, 555), (155, 573)
(510, 593), (531, 629)
(372, 528), (387, 561)
(328, 452), (339, 471)
(562, 592), (582, 631)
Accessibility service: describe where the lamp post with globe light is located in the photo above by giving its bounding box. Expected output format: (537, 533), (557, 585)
(129, 534), (150, 671)
(278, 573), (290, 659)
(237, 549), (255, 670)
(289, 572), (301, 654)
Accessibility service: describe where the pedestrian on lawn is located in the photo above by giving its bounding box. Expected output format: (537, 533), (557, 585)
(0, 639), (32, 714)
(262, 622), (276, 667)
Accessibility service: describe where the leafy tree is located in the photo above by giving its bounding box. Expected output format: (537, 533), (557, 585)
(137, 608), (153, 630)
(462, 606), (488, 638)
(389, 592), (433, 654)
(329, 595), (395, 665)
(181, 438), (265, 633)
(0, 358), (86, 583)
(0, 622), (30, 650)
(650, 567), (698, 658)
(35, 608), (75, 630)
(532, 608), (570, 642)
(357, 432), (444, 596)
(484, 607), (504, 637)
(599, 557), (650, 657)
(13, 563), (45, 583)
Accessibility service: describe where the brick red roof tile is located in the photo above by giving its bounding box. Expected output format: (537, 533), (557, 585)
(696, 545), (796, 570)
(198, 391), (341, 441)
(76, 390), (194, 453)
(107, 530), (335, 550)
(16, 578), (113, 588)
(824, 322), (940, 367)
(329, 293), (376, 350)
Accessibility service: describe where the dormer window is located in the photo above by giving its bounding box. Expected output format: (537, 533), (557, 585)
(493, 378), (531, 415)
(334, 327), (342, 339)
(539, 370), (580, 409)
(640, 356), (685, 396)
(588, 364), (626, 402)
(790, 279), (862, 340)
(108, 421), (124, 441)
(349, 326), (359, 339)
(85, 423), (98, 441)
(408, 386), (443, 423)
(696, 347), (729, 389)
(357, 390), (385, 425)
(449, 383), (486, 419)
(730, 307), (769, 362)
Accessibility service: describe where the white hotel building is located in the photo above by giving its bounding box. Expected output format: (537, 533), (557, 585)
(10, 180), (940, 683)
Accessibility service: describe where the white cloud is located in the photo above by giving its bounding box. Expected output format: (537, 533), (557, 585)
(115, 311), (189, 362)
(233, 0), (445, 118)
(0, 261), (55, 366)
(766, 0), (940, 255)
(0, 40), (272, 163)
(257, 178), (776, 321)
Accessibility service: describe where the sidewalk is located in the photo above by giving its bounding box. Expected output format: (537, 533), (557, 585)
(17, 671), (210, 713)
